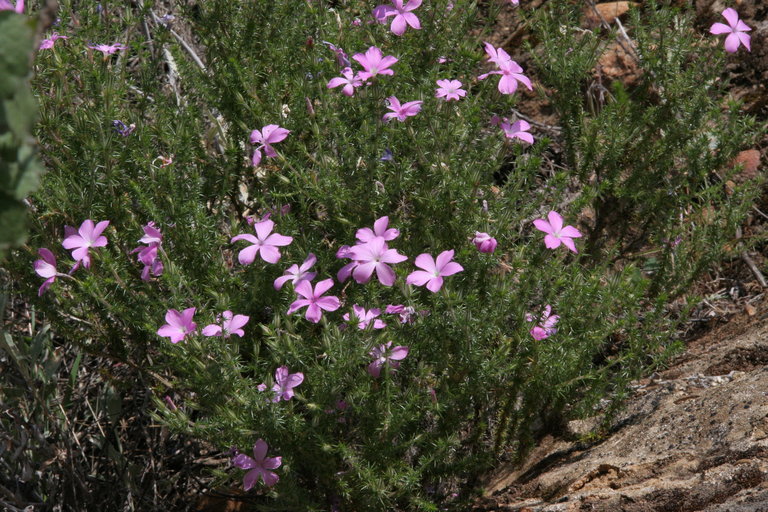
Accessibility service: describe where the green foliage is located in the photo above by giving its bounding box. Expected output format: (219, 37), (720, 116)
(3, 0), (763, 510)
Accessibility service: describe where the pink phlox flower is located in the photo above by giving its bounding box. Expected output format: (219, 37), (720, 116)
(271, 365), (304, 402)
(321, 41), (351, 68)
(368, 341), (409, 378)
(382, 96), (423, 122)
(287, 278), (341, 323)
(88, 43), (127, 55)
(232, 439), (282, 489)
(710, 8), (751, 53)
(39, 33), (68, 50)
(0, 0), (24, 13)
(257, 383), (267, 392)
(34, 248), (61, 296)
(132, 222), (164, 281)
(501, 119), (534, 144)
(526, 305), (559, 340)
(406, 250), (464, 292)
(249, 124), (290, 167)
(509, 0), (520, 5)
(533, 211), (582, 253)
(202, 310), (250, 338)
(385, 304), (426, 324)
(274, 253), (317, 290)
(435, 79), (467, 101)
(157, 307), (197, 344)
(437, 56), (450, 63)
(348, 237), (408, 286)
(343, 304), (387, 329)
(373, 0), (422, 36)
(356, 216), (400, 243)
(62, 219), (109, 270)
(327, 67), (363, 97)
(352, 46), (398, 81)
(482, 42), (513, 68)
(472, 232), (498, 253)
(231, 219), (293, 265)
(479, 44), (532, 95)
(335, 245), (359, 283)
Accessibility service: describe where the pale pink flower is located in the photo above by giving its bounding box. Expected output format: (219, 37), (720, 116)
(533, 211), (582, 253)
(479, 43), (532, 95)
(373, 0), (422, 36)
(39, 33), (68, 50)
(435, 79), (466, 101)
(231, 219), (293, 265)
(710, 8), (751, 53)
(327, 67), (363, 96)
(202, 310), (250, 338)
(132, 222), (164, 281)
(368, 341), (409, 377)
(0, 0), (24, 13)
(385, 304), (417, 324)
(501, 119), (534, 144)
(526, 305), (559, 340)
(287, 278), (341, 323)
(88, 43), (127, 55)
(482, 41), (513, 68)
(62, 219), (109, 270)
(274, 253), (317, 290)
(33, 248), (60, 296)
(271, 366), (304, 402)
(249, 124), (290, 167)
(343, 305), (387, 330)
(406, 250), (463, 292)
(472, 232), (497, 253)
(382, 96), (423, 122)
(352, 46), (398, 81)
(348, 237), (408, 286)
(232, 439), (282, 489)
(157, 308), (197, 344)
(356, 216), (400, 243)
(321, 41), (351, 68)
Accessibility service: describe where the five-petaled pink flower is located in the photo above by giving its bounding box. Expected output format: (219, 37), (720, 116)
(274, 253), (317, 290)
(62, 219), (110, 270)
(327, 67), (363, 97)
(157, 308), (197, 344)
(249, 124), (290, 167)
(344, 305), (387, 330)
(356, 216), (400, 243)
(232, 439), (282, 489)
(385, 304), (422, 324)
(132, 222), (164, 281)
(533, 211), (582, 253)
(0, 0), (24, 13)
(271, 365), (305, 402)
(710, 8), (751, 53)
(348, 237), (408, 286)
(287, 278), (341, 323)
(373, 0), (422, 36)
(368, 341), (409, 378)
(353, 46), (398, 81)
(39, 33), (68, 50)
(383, 96), (423, 122)
(202, 310), (250, 338)
(479, 43), (532, 95)
(406, 250), (464, 292)
(526, 305), (559, 340)
(231, 219), (293, 265)
(501, 119), (534, 144)
(435, 79), (467, 101)
(472, 232), (498, 253)
(88, 43), (127, 55)
(34, 248), (60, 296)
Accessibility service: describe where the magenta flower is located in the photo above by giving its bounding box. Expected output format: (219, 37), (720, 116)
(710, 8), (751, 53)
(0, 0), (24, 13)
(39, 33), (68, 50)
(501, 119), (534, 144)
(271, 365), (304, 402)
(533, 211), (582, 253)
(406, 250), (464, 292)
(348, 237), (408, 286)
(249, 124), (290, 167)
(482, 41), (513, 68)
(373, 0), (422, 36)
(88, 43), (127, 55)
(157, 308), (197, 344)
(232, 439), (282, 489)
(368, 341), (409, 378)
(382, 96), (423, 122)
(385, 304), (418, 324)
(231, 219), (293, 265)
(34, 248), (60, 296)
(526, 305), (559, 340)
(479, 43), (532, 95)
(274, 253), (317, 290)
(343, 305), (387, 330)
(327, 67), (363, 97)
(132, 222), (163, 281)
(287, 278), (341, 323)
(352, 46), (398, 81)
(62, 220), (109, 270)
(356, 216), (400, 243)
(472, 232), (498, 253)
(435, 79), (467, 101)
(321, 41), (351, 68)
(202, 311), (250, 338)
